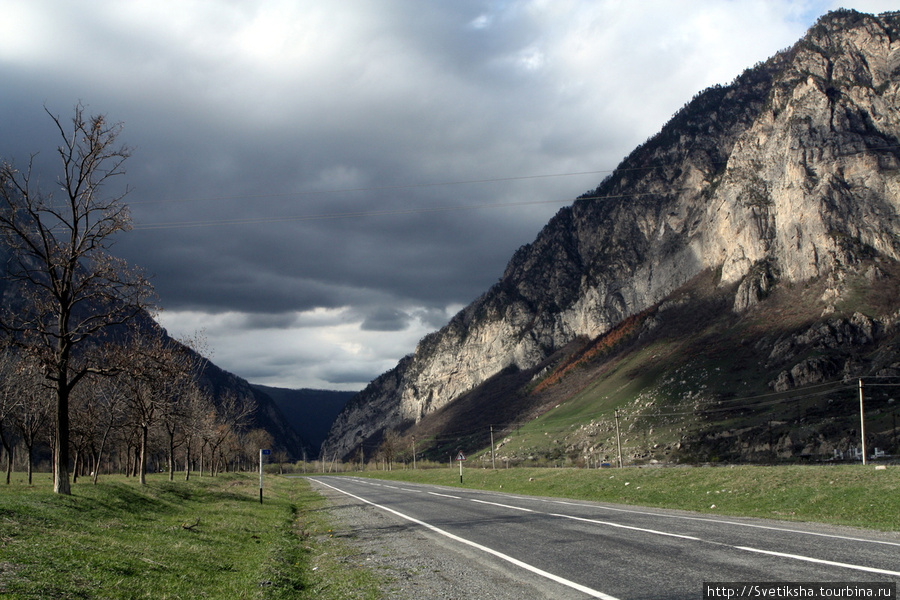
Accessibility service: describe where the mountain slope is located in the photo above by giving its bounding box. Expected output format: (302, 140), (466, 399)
(324, 9), (900, 461)
(0, 245), (304, 458)
(251, 385), (354, 458)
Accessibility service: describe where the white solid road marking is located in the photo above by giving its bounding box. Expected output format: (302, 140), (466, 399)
(427, 491), (461, 499)
(470, 499), (534, 512)
(550, 512), (702, 541)
(735, 546), (900, 577)
(314, 478), (621, 600)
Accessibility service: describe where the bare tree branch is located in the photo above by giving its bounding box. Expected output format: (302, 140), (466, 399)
(0, 103), (154, 494)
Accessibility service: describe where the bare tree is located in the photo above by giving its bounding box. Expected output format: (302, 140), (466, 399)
(119, 422), (142, 478)
(12, 360), (52, 485)
(181, 383), (213, 481)
(0, 348), (26, 483)
(244, 428), (274, 472)
(158, 345), (206, 481)
(118, 330), (187, 485)
(379, 430), (400, 471)
(271, 450), (289, 475)
(203, 390), (256, 476)
(68, 386), (92, 483)
(0, 104), (153, 494)
(70, 373), (128, 484)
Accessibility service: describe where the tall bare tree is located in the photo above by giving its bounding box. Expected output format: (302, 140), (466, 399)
(70, 373), (128, 484)
(379, 430), (400, 471)
(157, 345), (204, 481)
(0, 348), (26, 484)
(202, 390), (256, 476)
(118, 330), (187, 485)
(12, 359), (52, 485)
(181, 384), (213, 481)
(0, 104), (153, 494)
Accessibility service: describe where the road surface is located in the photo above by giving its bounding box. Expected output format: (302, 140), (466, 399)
(306, 476), (900, 600)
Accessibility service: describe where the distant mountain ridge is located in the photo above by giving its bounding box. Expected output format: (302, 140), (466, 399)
(251, 385), (354, 459)
(324, 9), (900, 462)
(0, 243), (305, 458)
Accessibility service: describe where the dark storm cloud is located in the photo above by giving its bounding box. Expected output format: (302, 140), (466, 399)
(360, 307), (412, 332)
(3, 0), (888, 389)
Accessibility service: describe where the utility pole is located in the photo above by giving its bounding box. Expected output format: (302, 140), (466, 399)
(614, 409), (623, 469)
(412, 436), (416, 470)
(859, 379), (868, 465)
(892, 408), (897, 453)
(490, 426), (496, 470)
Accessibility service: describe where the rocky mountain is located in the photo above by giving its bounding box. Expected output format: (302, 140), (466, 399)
(324, 10), (900, 462)
(192, 359), (305, 457)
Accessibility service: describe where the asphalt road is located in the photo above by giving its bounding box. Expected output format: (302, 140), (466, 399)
(308, 475), (900, 600)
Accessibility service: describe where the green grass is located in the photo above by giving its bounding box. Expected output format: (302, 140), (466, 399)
(0, 472), (383, 599)
(348, 464), (900, 531)
(4, 465), (895, 597)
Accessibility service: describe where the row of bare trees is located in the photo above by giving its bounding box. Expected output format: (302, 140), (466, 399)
(0, 333), (261, 486)
(0, 104), (265, 493)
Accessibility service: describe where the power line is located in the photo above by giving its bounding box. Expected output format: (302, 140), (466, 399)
(133, 196), (569, 230)
(128, 142), (900, 230)
(342, 374), (900, 455)
(129, 168), (622, 206)
(481, 378), (861, 432)
(691, 379), (849, 407)
(132, 189), (679, 231)
(131, 143), (900, 208)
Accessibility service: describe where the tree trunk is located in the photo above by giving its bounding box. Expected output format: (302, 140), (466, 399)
(25, 442), (33, 485)
(139, 424), (148, 485)
(53, 383), (71, 494)
(91, 426), (111, 485)
(91, 452), (99, 484)
(72, 447), (80, 484)
(1, 434), (12, 485)
(168, 434), (176, 482)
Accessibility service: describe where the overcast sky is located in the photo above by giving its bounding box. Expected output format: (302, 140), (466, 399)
(2, 1), (896, 391)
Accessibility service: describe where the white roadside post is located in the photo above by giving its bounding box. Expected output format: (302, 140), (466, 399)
(259, 449), (271, 504)
(457, 451), (466, 484)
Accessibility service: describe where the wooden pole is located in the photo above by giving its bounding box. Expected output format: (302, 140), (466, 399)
(859, 379), (868, 465)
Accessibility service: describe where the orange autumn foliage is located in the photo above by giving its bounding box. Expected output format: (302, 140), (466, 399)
(532, 309), (652, 394)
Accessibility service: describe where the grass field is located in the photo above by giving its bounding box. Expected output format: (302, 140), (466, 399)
(0, 472), (382, 599)
(349, 463), (900, 532)
(1, 465), (896, 598)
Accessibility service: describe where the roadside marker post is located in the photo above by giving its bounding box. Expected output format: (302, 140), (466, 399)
(259, 449), (271, 504)
(456, 451), (466, 484)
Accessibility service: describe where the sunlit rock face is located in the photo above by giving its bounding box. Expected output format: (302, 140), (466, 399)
(324, 10), (900, 459)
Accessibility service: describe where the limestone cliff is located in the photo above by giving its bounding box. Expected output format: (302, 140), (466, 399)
(323, 10), (900, 459)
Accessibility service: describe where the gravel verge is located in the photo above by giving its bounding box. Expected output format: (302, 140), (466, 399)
(307, 479), (589, 600)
